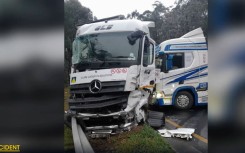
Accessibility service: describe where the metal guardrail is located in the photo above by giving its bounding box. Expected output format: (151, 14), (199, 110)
(71, 117), (95, 153)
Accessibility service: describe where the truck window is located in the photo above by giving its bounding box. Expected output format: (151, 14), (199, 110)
(143, 42), (154, 66)
(72, 32), (140, 65)
(168, 53), (184, 70)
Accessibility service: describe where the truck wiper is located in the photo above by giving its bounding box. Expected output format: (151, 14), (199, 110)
(76, 57), (102, 66)
(89, 66), (110, 70)
(112, 56), (130, 58)
(77, 58), (103, 65)
(100, 60), (122, 67)
(90, 57), (103, 62)
(110, 56), (135, 60)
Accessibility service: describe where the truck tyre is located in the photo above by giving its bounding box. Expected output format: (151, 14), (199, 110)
(147, 111), (165, 128)
(174, 91), (194, 109)
(147, 118), (164, 128)
(148, 110), (165, 120)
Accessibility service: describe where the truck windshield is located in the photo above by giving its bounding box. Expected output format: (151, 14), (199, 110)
(72, 32), (140, 66)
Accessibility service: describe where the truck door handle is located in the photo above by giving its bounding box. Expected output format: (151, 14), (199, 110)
(179, 80), (184, 84)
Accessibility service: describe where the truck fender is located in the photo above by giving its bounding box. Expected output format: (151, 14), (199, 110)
(124, 90), (142, 112)
(135, 90), (150, 122)
(172, 86), (198, 105)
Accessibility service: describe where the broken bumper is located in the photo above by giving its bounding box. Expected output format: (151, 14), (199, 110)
(65, 110), (136, 135)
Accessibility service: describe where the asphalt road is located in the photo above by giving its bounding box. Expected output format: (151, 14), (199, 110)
(154, 106), (208, 153)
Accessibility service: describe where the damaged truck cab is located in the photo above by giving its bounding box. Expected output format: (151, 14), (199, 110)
(67, 18), (159, 136)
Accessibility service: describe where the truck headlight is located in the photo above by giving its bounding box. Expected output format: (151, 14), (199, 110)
(156, 91), (165, 98)
(150, 91), (165, 105)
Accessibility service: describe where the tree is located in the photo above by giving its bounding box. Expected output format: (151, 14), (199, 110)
(64, 0), (93, 84)
(165, 0), (208, 39)
(127, 10), (140, 19)
(126, 0), (208, 44)
(65, 0), (93, 50)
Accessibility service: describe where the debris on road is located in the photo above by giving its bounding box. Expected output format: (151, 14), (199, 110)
(158, 128), (195, 140)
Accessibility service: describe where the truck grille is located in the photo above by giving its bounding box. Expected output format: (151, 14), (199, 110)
(70, 81), (125, 94)
(68, 81), (128, 114)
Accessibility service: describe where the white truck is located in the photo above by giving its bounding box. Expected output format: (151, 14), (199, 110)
(153, 28), (208, 109)
(66, 16), (164, 137)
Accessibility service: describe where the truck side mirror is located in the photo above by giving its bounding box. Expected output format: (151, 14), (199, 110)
(142, 36), (150, 67)
(127, 30), (146, 45)
(167, 54), (174, 70)
(162, 54), (173, 73)
(144, 36), (150, 48)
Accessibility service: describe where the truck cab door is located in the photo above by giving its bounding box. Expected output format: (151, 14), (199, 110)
(139, 36), (155, 91)
(161, 53), (185, 94)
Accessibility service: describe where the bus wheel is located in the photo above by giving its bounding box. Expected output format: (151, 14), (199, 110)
(174, 91), (194, 109)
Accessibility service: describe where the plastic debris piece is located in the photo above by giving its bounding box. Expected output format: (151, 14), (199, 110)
(158, 128), (195, 140)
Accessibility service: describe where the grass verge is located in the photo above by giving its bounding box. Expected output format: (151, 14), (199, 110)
(88, 125), (174, 153)
(64, 125), (74, 153)
(115, 125), (174, 153)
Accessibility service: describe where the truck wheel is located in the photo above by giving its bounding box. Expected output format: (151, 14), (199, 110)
(148, 110), (165, 120)
(147, 111), (165, 128)
(147, 118), (164, 128)
(174, 91), (194, 109)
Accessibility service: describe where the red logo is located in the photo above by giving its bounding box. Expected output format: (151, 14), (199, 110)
(111, 68), (128, 74)
(116, 68), (121, 73)
(122, 68), (127, 73)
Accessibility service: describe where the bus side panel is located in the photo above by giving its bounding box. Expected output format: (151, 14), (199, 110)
(196, 51), (208, 105)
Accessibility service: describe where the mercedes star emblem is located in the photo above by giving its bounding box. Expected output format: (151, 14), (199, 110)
(89, 80), (102, 93)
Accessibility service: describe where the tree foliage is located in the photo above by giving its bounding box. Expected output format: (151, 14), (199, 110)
(65, 0), (93, 50)
(64, 0), (93, 84)
(127, 0), (208, 44)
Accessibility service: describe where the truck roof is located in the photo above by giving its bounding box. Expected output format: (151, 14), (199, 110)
(76, 19), (155, 38)
(157, 28), (207, 54)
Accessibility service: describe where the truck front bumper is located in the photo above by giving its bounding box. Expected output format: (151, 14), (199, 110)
(65, 110), (136, 137)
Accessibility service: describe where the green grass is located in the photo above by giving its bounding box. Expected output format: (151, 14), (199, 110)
(64, 88), (74, 153)
(116, 125), (174, 153)
(64, 125), (73, 149)
(64, 125), (74, 153)
(64, 88), (69, 111)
